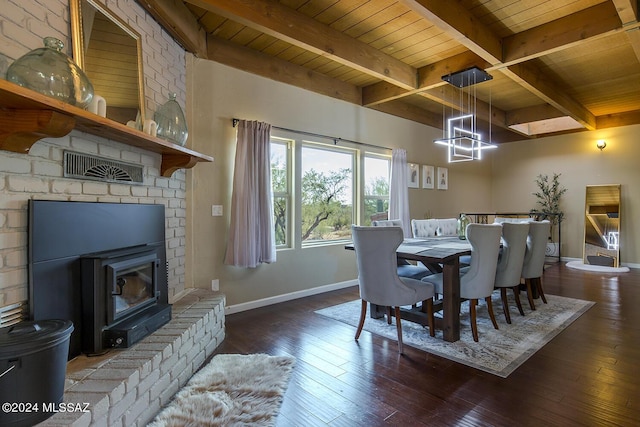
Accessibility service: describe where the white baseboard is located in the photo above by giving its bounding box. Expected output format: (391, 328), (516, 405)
(224, 279), (358, 315)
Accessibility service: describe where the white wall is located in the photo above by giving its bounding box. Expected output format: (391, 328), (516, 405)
(491, 127), (640, 265)
(186, 57), (495, 306)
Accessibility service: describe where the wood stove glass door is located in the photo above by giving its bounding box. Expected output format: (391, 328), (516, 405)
(106, 253), (158, 324)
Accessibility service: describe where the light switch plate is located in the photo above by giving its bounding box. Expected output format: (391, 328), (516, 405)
(212, 205), (223, 216)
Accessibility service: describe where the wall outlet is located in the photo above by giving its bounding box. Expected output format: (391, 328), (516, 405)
(212, 205), (223, 216)
(211, 279), (219, 291)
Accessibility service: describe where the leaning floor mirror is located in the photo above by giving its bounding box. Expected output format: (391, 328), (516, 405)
(583, 184), (621, 267)
(70, 0), (146, 125)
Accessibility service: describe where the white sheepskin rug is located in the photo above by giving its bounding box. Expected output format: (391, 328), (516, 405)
(148, 353), (295, 426)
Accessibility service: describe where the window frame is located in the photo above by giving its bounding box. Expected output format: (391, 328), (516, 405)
(270, 130), (391, 250)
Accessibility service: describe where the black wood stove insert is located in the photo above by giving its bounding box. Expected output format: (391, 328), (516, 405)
(28, 201), (171, 358)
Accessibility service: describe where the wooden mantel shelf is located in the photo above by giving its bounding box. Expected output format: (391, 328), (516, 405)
(0, 79), (213, 177)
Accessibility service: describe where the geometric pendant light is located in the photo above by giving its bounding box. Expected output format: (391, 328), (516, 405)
(434, 66), (497, 162)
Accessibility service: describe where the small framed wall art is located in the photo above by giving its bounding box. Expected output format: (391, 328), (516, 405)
(408, 163), (419, 188)
(437, 167), (448, 190)
(422, 165), (434, 189)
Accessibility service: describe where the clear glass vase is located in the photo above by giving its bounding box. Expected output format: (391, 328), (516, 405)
(6, 37), (94, 108)
(154, 93), (188, 146)
(457, 213), (470, 240)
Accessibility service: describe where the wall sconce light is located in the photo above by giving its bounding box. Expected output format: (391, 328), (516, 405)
(596, 139), (607, 151)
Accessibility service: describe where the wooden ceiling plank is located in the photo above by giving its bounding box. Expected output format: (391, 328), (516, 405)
(502, 2), (623, 65)
(187, 0), (418, 89)
(399, 0), (503, 64)
(138, 0), (208, 57)
(503, 63), (597, 130)
(206, 35), (362, 105)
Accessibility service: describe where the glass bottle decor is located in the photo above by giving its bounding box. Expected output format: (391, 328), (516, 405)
(154, 93), (188, 146)
(6, 37), (94, 108)
(457, 213), (470, 240)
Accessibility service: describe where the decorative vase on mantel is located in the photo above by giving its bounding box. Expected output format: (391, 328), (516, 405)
(154, 93), (188, 146)
(6, 37), (94, 108)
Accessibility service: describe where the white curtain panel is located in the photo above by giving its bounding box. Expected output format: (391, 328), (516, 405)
(389, 148), (411, 237)
(224, 120), (276, 267)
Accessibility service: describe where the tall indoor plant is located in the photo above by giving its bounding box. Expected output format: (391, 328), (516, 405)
(531, 173), (567, 255)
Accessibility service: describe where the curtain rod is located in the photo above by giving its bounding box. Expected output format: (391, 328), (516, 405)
(232, 118), (391, 151)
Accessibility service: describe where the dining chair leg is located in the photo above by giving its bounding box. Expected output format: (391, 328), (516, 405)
(525, 278), (536, 310)
(425, 298), (435, 337)
(512, 286), (525, 316)
(386, 306), (392, 324)
(535, 277), (548, 304)
(355, 300), (367, 340)
(394, 306), (404, 354)
(499, 288), (511, 324)
(469, 299), (479, 342)
(485, 296), (499, 330)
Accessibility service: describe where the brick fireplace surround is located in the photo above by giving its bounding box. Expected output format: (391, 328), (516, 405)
(0, 1), (226, 425)
(35, 290), (225, 426)
(37, 290), (225, 426)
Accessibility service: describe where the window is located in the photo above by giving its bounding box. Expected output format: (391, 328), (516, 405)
(363, 155), (390, 225)
(270, 133), (389, 248)
(301, 143), (354, 244)
(270, 138), (290, 247)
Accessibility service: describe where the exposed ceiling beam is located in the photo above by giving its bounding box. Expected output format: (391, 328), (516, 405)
(206, 36), (362, 105)
(367, 99), (444, 130)
(205, 35), (447, 129)
(612, 0), (639, 23)
(421, 85), (508, 130)
(399, 0), (502, 64)
(612, 0), (640, 62)
(596, 109), (640, 129)
(400, 0), (600, 132)
(185, 0), (418, 90)
(501, 2), (623, 65)
(506, 104), (566, 127)
(362, 51), (489, 106)
(138, 0), (208, 57)
(502, 63), (597, 130)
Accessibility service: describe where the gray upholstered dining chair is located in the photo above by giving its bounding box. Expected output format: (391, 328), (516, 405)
(371, 219), (432, 280)
(521, 220), (551, 310)
(351, 225), (436, 354)
(494, 222), (530, 323)
(423, 223), (503, 342)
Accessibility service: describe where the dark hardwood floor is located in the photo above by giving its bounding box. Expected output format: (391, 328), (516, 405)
(213, 263), (640, 426)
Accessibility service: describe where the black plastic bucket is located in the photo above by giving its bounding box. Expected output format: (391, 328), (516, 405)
(0, 320), (74, 427)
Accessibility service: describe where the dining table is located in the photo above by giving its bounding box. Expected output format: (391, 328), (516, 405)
(346, 236), (472, 342)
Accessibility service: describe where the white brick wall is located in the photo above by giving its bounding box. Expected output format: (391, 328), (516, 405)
(0, 0), (190, 307)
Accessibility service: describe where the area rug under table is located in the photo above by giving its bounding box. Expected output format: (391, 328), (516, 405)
(316, 294), (594, 378)
(149, 353), (295, 426)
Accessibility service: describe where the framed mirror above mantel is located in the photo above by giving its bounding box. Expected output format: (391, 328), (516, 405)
(70, 0), (145, 126)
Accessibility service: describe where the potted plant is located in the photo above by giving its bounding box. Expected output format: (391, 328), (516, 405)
(531, 173), (567, 257)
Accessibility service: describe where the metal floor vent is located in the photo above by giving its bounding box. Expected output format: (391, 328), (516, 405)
(64, 151), (143, 183)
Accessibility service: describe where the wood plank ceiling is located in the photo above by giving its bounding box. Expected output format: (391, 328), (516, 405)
(138, 0), (640, 143)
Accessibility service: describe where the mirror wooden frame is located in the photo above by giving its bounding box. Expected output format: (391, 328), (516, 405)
(70, 0), (145, 125)
(583, 184), (621, 267)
